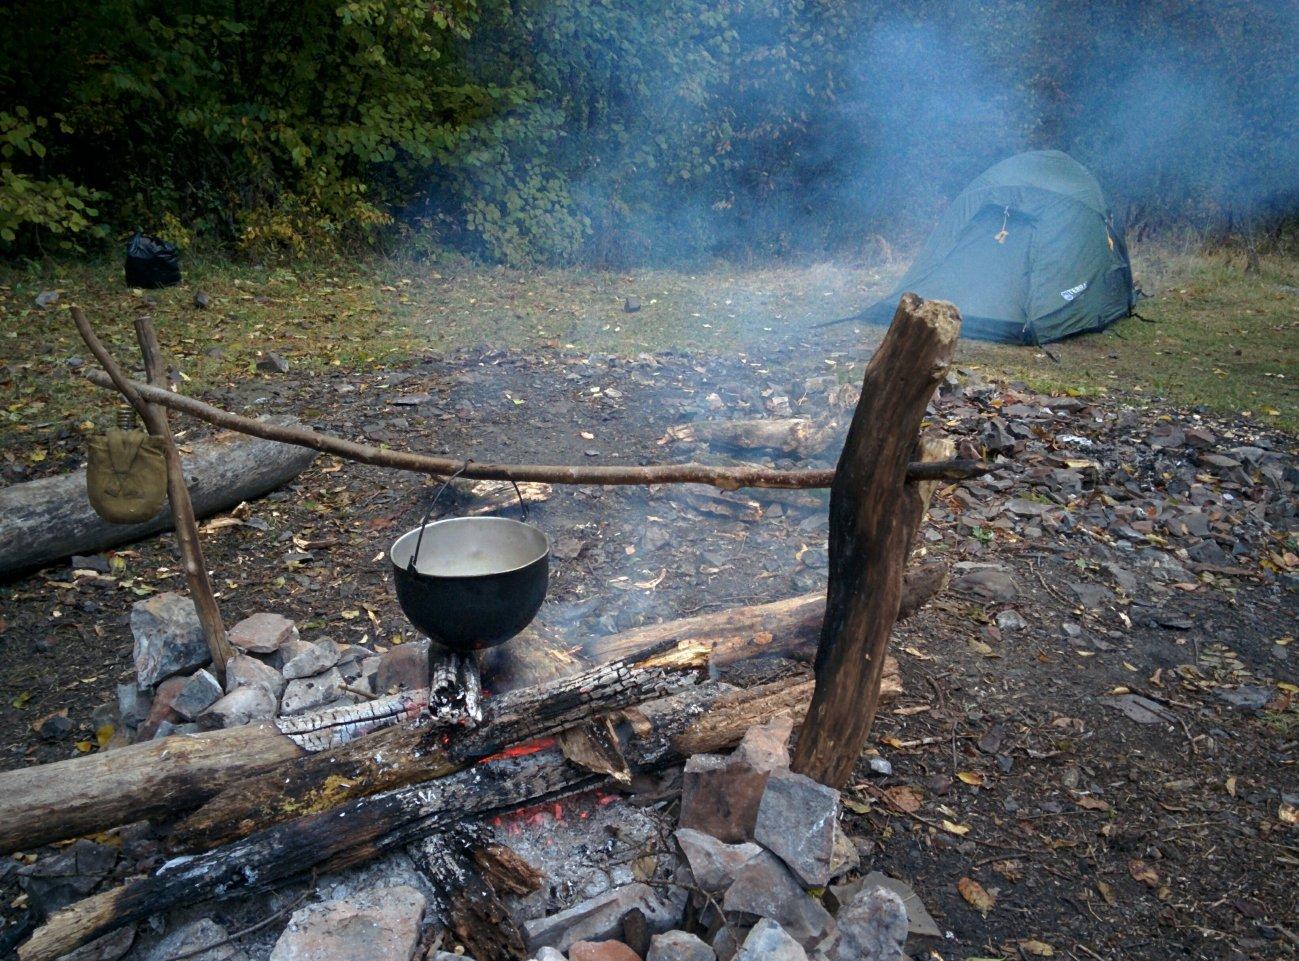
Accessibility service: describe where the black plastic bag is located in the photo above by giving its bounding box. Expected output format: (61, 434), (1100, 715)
(124, 232), (181, 289)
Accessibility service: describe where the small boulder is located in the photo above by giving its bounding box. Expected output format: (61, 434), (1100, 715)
(228, 612), (298, 654)
(131, 593), (209, 688)
(534, 950), (568, 961)
(280, 667), (346, 715)
(722, 851), (834, 950)
(172, 669), (223, 721)
(679, 754), (769, 844)
(732, 716), (793, 773)
(376, 640), (430, 693)
(17, 839), (118, 915)
(137, 675), (188, 740)
(647, 930), (715, 961)
(198, 683), (277, 729)
(225, 653), (286, 700)
(256, 351), (291, 374)
(570, 941), (643, 961)
(524, 883), (682, 955)
(824, 886), (907, 961)
(951, 567), (1018, 603)
(116, 682), (152, 729)
(61, 925), (135, 961)
(675, 829), (763, 894)
(282, 639), (343, 680)
(752, 770), (840, 888)
(270, 884), (425, 961)
(733, 919), (806, 961)
(144, 919), (246, 961)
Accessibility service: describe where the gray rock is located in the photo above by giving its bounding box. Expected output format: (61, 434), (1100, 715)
(172, 669), (223, 721)
(723, 851), (834, 949)
(524, 883), (682, 955)
(280, 667), (346, 715)
(1069, 581), (1114, 610)
(676, 828), (763, 893)
(117, 682), (152, 729)
(256, 351), (291, 374)
(17, 839), (118, 914)
(867, 757), (892, 776)
(1218, 685), (1274, 710)
(828, 823), (860, 882)
(282, 638), (343, 680)
(229, 612), (298, 654)
(376, 640), (430, 693)
(35, 289), (60, 308)
(270, 884), (426, 961)
(732, 716), (793, 773)
(131, 593), (210, 688)
(710, 925), (747, 961)
(225, 652), (286, 699)
(648, 930), (715, 961)
(61, 925), (135, 961)
(828, 873), (941, 939)
(145, 919), (246, 961)
(733, 919), (807, 961)
(951, 567), (1018, 603)
(534, 950), (568, 961)
(198, 683), (278, 729)
(752, 770), (840, 888)
(994, 609), (1028, 632)
(824, 886), (907, 961)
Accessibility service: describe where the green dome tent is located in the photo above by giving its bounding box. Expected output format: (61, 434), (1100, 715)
(841, 151), (1136, 344)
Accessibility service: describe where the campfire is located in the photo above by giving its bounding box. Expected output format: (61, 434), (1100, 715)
(2, 296), (979, 961)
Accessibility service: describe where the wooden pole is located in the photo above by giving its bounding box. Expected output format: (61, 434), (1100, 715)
(132, 316), (233, 676)
(81, 369), (993, 490)
(791, 294), (961, 788)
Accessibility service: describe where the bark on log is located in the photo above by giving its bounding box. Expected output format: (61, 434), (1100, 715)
(0, 423), (317, 576)
(82, 369), (991, 490)
(17, 676), (833, 961)
(0, 723), (303, 855)
(792, 294), (961, 788)
(167, 642), (707, 853)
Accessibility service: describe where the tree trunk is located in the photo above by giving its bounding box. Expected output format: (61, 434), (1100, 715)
(791, 294), (961, 789)
(0, 424), (317, 576)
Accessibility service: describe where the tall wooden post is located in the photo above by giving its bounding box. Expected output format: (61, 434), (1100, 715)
(791, 294), (960, 788)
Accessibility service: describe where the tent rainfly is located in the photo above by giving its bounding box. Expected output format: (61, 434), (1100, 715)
(839, 150), (1137, 344)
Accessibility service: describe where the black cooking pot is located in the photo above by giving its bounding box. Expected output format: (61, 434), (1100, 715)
(390, 474), (549, 652)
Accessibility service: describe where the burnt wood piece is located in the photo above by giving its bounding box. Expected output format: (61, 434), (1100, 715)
(18, 677), (840, 961)
(167, 642), (707, 853)
(82, 369), (992, 490)
(792, 294), (961, 788)
(408, 824), (531, 961)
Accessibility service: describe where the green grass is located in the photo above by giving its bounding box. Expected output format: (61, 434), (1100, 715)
(2, 244), (1296, 462)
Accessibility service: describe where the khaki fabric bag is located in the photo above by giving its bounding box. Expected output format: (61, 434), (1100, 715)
(87, 428), (168, 524)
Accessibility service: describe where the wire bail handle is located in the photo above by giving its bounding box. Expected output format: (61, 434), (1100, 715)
(407, 462), (531, 573)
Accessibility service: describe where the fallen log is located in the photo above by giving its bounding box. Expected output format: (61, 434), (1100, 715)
(0, 418), (317, 576)
(167, 641), (707, 853)
(0, 568), (941, 856)
(17, 675), (831, 961)
(667, 418), (839, 458)
(82, 369), (993, 490)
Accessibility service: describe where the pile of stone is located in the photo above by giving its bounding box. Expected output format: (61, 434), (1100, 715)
(114, 594), (428, 743)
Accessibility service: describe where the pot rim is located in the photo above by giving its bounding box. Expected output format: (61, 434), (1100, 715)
(390, 516), (550, 579)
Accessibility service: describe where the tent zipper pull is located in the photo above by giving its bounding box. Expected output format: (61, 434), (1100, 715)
(994, 206), (1010, 243)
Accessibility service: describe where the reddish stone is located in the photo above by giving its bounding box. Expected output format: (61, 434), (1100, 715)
(570, 941), (643, 961)
(136, 675), (186, 740)
(376, 641), (430, 694)
(679, 754), (769, 843)
(732, 715), (793, 773)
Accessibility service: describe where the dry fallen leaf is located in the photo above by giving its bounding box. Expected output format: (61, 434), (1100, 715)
(958, 877), (996, 915)
(1097, 880), (1117, 905)
(1279, 801), (1298, 826)
(1129, 859), (1160, 886)
(882, 785), (923, 813)
(942, 819), (971, 836)
(992, 859), (1023, 882)
(1020, 939), (1055, 957)
(1076, 795), (1111, 811)
(957, 770), (985, 787)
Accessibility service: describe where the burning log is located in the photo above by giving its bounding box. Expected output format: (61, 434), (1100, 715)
(167, 642), (707, 853)
(793, 293), (962, 788)
(16, 675), (846, 961)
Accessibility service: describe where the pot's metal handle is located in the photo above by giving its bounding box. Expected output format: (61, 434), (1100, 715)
(408, 461), (471, 574)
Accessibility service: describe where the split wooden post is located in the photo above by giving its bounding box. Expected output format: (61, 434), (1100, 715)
(71, 307), (233, 677)
(791, 294), (961, 789)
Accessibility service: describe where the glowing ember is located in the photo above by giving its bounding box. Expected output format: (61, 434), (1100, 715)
(479, 736), (557, 763)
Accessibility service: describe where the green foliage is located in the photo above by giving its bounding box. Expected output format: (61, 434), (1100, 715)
(1, 0), (1296, 263)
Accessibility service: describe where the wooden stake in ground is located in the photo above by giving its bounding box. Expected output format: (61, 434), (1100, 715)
(71, 308), (234, 676)
(791, 294), (961, 789)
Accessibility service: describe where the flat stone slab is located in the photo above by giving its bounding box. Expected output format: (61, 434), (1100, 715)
(131, 593), (209, 688)
(269, 883), (426, 961)
(752, 770), (840, 888)
(229, 612), (298, 654)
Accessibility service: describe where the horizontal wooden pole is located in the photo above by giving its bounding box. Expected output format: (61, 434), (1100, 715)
(83, 370), (992, 490)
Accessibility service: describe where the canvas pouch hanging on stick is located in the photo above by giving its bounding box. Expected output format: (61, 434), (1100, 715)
(87, 428), (168, 524)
